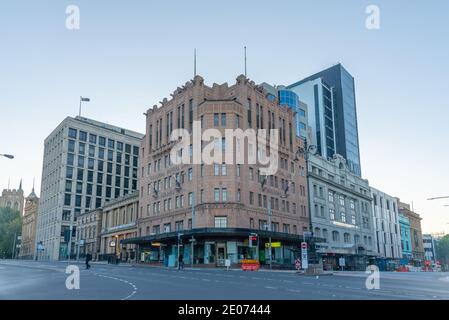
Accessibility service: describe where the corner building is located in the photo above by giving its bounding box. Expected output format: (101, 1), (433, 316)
(126, 75), (310, 268)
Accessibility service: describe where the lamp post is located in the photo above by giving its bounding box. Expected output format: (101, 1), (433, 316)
(260, 176), (272, 270)
(0, 154), (14, 159)
(176, 179), (196, 267)
(294, 138), (317, 264)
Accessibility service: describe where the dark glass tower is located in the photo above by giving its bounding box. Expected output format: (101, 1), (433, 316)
(288, 64), (362, 176)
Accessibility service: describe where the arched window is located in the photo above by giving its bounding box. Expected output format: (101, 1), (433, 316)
(322, 229), (328, 240)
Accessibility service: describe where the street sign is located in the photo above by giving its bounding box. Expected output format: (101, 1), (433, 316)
(339, 257), (345, 266)
(265, 242), (281, 248)
(301, 242), (308, 269)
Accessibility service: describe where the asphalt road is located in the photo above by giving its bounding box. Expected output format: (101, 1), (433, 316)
(1, 260), (448, 300)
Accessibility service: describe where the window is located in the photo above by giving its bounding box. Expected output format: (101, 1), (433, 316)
(67, 153), (74, 166)
(108, 139), (115, 149)
(339, 195), (345, 206)
(332, 231), (340, 242)
(222, 188), (228, 202)
(221, 163), (227, 176)
(341, 212), (346, 223)
(236, 164), (240, 177)
(99, 136), (106, 147)
(68, 128), (77, 139)
(79, 131), (87, 142)
(64, 194), (71, 206)
(188, 192), (193, 206)
(214, 216), (227, 228)
(214, 113), (219, 126)
(214, 188), (220, 202)
(214, 164), (219, 176)
(68, 140), (75, 153)
(175, 221), (184, 232)
(328, 191), (334, 202)
(221, 113), (226, 126)
(163, 223), (171, 233)
(329, 208), (335, 220)
(344, 233), (350, 243)
(89, 134), (97, 144)
(249, 192), (254, 205)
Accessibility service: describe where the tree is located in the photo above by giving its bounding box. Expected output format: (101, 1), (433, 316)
(0, 207), (22, 259)
(436, 235), (449, 271)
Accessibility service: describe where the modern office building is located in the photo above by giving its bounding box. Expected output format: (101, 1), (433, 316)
(261, 83), (310, 139)
(370, 187), (402, 265)
(124, 75), (310, 268)
(288, 78), (336, 161)
(397, 200), (424, 264)
(289, 64), (362, 176)
(35, 116), (144, 261)
(0, 180), (24, 214)
(307, 153), (375, 271)
(18, 187), (39, 259)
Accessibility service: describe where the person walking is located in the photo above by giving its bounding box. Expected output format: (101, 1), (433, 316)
(85, 253), (92, 270)
(178, 254), (184, 270)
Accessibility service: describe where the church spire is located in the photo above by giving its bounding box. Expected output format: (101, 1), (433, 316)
(19, 179), (22, 191)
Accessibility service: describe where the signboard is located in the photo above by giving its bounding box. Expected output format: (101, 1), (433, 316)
(79, 239), (85, 246)
(265, 242), (281, 248)
(109, 240), (116, 247)
(301, 242), (308, 269)
(241, 259), (260, 271)
(339, 257), (346, 267)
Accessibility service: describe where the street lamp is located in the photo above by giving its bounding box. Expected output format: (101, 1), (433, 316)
(260, 176), (272, 270)
(294, 138), (317, 264)
(0, 154), (14, 159)
(427, 196), (449, 201)
(175, 178), (196, 266)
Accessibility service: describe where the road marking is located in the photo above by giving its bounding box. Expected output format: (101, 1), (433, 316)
(264, 286), (277, 290)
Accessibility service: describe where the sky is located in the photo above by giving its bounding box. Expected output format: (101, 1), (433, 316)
(1, 0), (448, 233)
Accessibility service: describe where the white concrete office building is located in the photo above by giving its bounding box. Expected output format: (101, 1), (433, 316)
(35, 116), (144, 261)
(308, 153), (376, 271)
(370, 187), (402, 260)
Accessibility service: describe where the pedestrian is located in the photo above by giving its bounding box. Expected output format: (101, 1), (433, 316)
(85, 253), (92, 270)
(178, 254), (184, 270)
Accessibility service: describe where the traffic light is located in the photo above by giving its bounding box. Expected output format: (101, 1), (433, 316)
(249, 234), (258, 248)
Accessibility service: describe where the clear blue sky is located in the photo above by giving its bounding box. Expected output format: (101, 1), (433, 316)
(1, 0), (448, 233)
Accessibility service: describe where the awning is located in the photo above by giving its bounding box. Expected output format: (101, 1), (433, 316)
(121, 227), (321, 245)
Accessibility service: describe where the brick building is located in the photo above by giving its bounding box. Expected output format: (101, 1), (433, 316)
(124, 75), (310, 268)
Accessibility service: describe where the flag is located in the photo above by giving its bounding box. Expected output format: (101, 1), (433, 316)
(80, 97), (90, 102)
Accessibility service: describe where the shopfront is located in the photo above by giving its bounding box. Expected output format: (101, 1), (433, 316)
(123, 227), (309, 269)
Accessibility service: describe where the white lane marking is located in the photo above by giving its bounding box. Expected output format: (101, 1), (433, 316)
(94, 273), (138, 300)
(264, 286), (277, 290)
